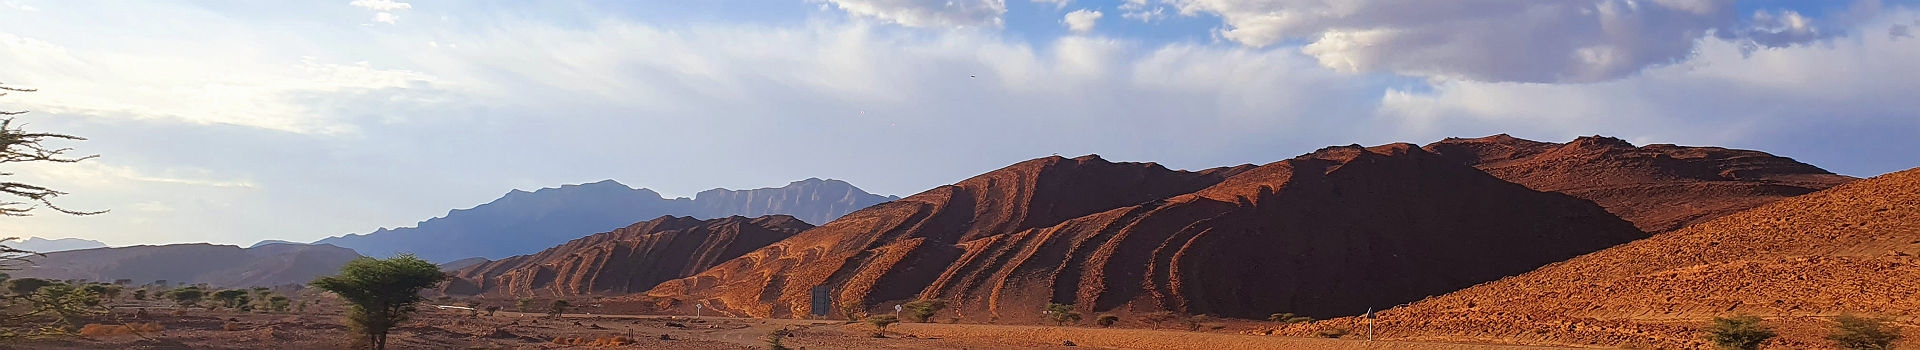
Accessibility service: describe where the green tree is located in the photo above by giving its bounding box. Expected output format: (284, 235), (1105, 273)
(1095, 314), (1119, 328)
(1829, 314), (1899, 350)
(1043, 303), (1082, 326)
(483, 305), (499, 317)
(166, 286), (205, 308)
(516, 297), (535, 313)
(1706, 315), (1775, 350)
(310, 255), (448, 350)
(547, 300), (570, 318)
(17, 283), (105, 331)
(211, 289), (249, 309)
(901, 299), (946, 323)
(5, 277), (53, 295)
(131, 289), (148, 300)
(267, 295), (291, 313)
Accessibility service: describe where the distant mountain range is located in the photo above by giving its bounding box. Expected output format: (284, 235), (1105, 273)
(10, 243), (362, 288)
(4, 237), (109, 253)
(314, 178), (897, 262)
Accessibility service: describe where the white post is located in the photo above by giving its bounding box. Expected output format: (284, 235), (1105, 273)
(696, 303), (703, 318)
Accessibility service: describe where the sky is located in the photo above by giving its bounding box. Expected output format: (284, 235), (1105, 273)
(1, 0), (1916, 247)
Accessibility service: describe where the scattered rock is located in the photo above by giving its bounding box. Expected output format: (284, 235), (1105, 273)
(1063, 340), (1077, 346)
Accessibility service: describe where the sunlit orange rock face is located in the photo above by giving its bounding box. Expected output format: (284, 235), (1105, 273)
(1286, 166), (1919, 349)
(443, 215), (812, 297)
(640, 143), (1649, 321)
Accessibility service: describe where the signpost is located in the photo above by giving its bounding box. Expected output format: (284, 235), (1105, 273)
(1365, 307), (1375, 341)
(696, 303), (704, 318)
(810, 286), (830, 317)
(894, 304), (902, 317)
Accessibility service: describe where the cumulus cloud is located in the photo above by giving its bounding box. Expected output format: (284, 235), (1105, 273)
(1378, 9), (1920, 176)
(1063, 9), (1102, 33)
(817, 0), (1006, 28)
(1119, 0), (1166, 23)
(1162, 0), (1853, 83)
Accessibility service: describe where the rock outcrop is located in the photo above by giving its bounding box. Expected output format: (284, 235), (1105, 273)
(442, 215), (812, 297)
(639, 146), (1646, 321)
(1425, 134), (1855, 232)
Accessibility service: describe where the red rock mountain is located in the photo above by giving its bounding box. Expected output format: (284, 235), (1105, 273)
(1425, 134), (1855, 232)
(639, 145), (1647, 321)
(442, 215), (812, 297)
(1279, 166), (1920, 348)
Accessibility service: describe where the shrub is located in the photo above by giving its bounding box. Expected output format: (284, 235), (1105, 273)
(484, 305), (500, 316)
(1829, 314), (1899, 350)
(548, 300), (570, 318)
(1140, 311), (1178, 329)
(1317, 327), (1350, 338)
(901, 299), (947, 323)
(1269, 312), (1313, 324)
(1706, 315), (1775, 350)
(1095, 314), (1119, 328)
(516, 297), (535, 312)
(765, 329), (791, 350)
(1043, 303), (1082, 325)
(1185, 315), (1212, 331)
(867, 314), (899, 335)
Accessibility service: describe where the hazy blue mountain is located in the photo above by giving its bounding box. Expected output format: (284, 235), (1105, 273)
(12, 243), (362, 288)
(5, 237), (109, 253)
(314, 178), (896, 262)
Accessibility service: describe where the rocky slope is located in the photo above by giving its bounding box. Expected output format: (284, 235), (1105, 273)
(1425, 134), (1855, 232)
(442, 215), (813, 297)
(1274, 166), (1920, 348)
(638, 146), (1647, 321)
(315, 179), (894, 262)
(12, 243), (362, 288)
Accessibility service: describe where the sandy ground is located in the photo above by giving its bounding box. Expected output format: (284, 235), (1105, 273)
(3, 301), (1573, 349)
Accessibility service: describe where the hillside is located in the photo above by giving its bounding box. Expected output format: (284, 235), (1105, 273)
(638, 145), (1647, 321)
(314, 178), (894, 262)
(1425, 135), (1855, 232)
(12, 243), (362, 288)
(1276, 167), (1920, 348)
(441, 215), (812, 297)
(4, 237), (108, 253)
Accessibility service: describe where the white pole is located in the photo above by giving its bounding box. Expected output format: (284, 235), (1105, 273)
(696, 303), (703, 318)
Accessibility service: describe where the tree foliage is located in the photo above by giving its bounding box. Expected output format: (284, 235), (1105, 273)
(0, 83), (102, 217)
(1043, 303), (1082, 325)
(1706, 315), (1775, 350)
(901, 299), (946, 323)
(310, 255), (448, 350)
(1829, 314), (1900, 350)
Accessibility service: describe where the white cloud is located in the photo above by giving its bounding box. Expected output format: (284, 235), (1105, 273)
(1031, 0), (1071, 10)
(348, 0), (411, 11)
(350, 0), (411, 24)
(1163, 0), (1851, 83)
(1378, 9), (1920, 171)
(1119, 0), (1166, 23)
(0, 32), (445, 134)
(816, 0), (1006, 28)
(3, 1), (36, 12)
(1063, 9), (1102, 33)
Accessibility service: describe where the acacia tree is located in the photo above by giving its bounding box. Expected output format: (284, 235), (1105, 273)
(1, 83), (103, 218)
(311, 255), (448, 350)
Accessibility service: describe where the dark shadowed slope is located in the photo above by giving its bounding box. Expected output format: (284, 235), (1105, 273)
(442, 215), (812, 297)
(315, 179), (893, 262)
(14, 243), (361, 287)
(1425, 134), (1855, 233)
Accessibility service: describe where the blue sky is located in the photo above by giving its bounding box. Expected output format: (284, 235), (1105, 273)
(1, 0), (1917, 246)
